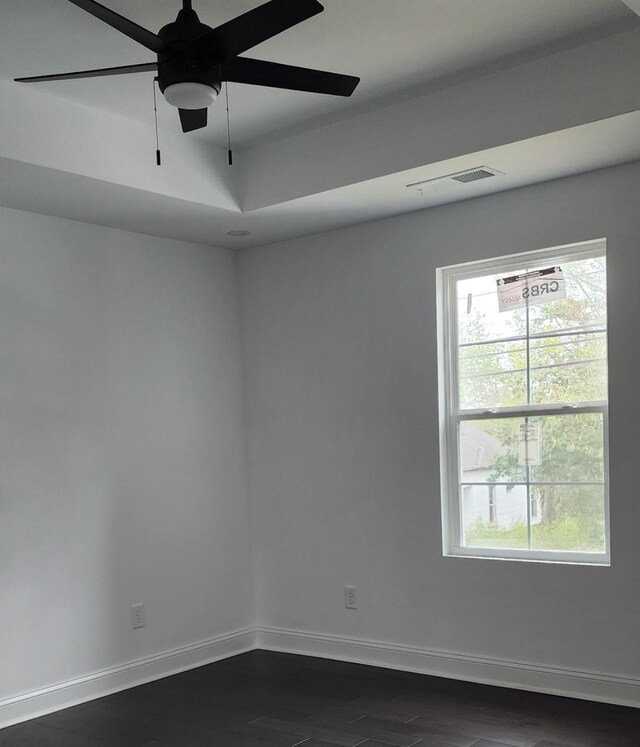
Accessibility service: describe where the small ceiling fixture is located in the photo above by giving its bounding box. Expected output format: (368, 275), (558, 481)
(227, 230), (251, 237)
(15, 0), (360, 134)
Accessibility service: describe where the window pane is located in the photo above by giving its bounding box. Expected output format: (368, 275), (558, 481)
(463, 484), (606, 553)
(528, 255), (607, 335)
(530, 332), (607, 404)
(530, 485), (606, 553)
(459, 340), (527, 409)
(461, 413), (604, 485)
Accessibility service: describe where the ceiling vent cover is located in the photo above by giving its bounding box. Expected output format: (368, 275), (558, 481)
(407, 166), (504, 193)
(451, 167), (496, 183)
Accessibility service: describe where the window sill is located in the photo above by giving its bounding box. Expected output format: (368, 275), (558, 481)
(444, 547), (610, 566)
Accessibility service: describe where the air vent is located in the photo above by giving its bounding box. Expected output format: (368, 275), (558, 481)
(451, 168), (496, 183)
(407, 166), (504, 193)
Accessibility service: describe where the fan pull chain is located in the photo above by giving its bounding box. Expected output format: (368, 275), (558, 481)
(153, 77), (161, 166)
(226, 82), (233, 166)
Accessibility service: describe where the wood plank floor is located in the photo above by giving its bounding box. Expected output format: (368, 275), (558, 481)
(2, 651), (639, 746)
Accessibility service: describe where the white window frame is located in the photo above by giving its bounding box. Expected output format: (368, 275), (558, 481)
(437, 239), (610, 565)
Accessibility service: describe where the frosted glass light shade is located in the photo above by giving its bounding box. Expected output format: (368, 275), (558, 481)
(164, 82), (218, 110)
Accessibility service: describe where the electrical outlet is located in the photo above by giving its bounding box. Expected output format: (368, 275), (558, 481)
(131, 603), (145, 630)
(344, 585), (357, 609)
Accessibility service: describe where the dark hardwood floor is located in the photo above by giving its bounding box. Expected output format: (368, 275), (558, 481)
(2, 651), (639, 746)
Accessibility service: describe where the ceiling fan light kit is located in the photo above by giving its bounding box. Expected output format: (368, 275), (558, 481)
(163, 82), (220, 110)
(15, 0), (360, 135)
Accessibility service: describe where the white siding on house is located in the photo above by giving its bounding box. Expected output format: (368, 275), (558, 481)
(462, 477), (530, 531)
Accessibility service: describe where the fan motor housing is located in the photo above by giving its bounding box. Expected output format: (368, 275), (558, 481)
(157, 57), (221, 95)
(157, 10), (220, 94)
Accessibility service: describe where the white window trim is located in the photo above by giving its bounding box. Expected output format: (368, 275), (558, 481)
(437, 239), (610, 565)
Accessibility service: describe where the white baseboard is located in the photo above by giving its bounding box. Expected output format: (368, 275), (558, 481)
(0, 627), (256, 730)
(3, 624), (638, 729)
(256, 626), (640, 709)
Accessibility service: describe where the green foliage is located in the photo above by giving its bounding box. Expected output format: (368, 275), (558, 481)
(466, 521), (527, 550)
(467, 514), (605, 553)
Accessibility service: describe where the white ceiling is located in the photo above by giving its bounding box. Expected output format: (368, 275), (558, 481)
(3, 111), (639, 249)
(1, 0), (640, 249)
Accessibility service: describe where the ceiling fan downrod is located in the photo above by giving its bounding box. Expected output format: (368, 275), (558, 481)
(183, 0), (193, 10)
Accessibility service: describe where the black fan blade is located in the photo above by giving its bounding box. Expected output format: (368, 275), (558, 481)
(67, 0), (169, 54)
(179, 108), (208, 133)
(15, 62), (157, 83)
(193, 0), (324, 63)
(222, 57), (359, 96)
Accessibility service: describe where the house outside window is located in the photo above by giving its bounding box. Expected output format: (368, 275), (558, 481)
(437, 240), (609, 564)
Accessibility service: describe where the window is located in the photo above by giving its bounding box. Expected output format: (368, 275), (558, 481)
(530, 490), (540, 521)
(488, 486), (497, 525)
(437, 240), (609, 564)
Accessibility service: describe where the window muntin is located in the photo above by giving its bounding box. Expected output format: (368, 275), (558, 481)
(439, 241), (609, 564)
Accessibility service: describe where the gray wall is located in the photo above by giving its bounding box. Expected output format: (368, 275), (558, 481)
(3, 160), (639, 711)
(0, 208), (252, 702)
(240, 161), (640, 679)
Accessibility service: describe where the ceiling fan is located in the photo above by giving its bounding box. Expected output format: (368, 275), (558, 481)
(14, 0), (360, 134)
